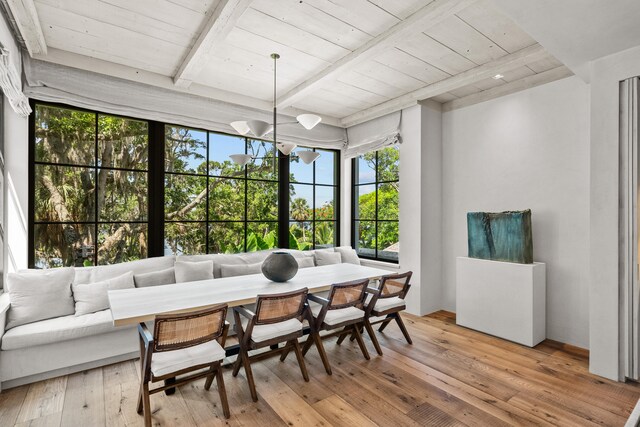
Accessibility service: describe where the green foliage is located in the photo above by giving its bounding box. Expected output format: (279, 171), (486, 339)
(356, 147), (399, 257)
(34, 106), (149, 267)
(33, 105), (340, 267)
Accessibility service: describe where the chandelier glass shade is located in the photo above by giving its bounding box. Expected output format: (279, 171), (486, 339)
(229, 53), (322, 165)
(297, 150), (321, 164)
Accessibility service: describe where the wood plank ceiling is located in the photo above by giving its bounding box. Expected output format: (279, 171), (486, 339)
(20, 0), (570, 127)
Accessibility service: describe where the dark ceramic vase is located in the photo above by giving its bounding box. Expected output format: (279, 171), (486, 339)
(262, 251), (298, 282)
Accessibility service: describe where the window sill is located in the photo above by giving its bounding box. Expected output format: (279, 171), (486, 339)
(359, 258), (401, 270)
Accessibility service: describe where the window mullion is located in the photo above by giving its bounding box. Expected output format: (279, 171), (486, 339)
(94, 113), (99, 266)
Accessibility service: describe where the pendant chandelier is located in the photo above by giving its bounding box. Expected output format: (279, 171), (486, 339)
(229, 53), (321, 165)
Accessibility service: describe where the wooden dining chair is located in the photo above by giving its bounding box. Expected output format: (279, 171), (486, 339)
(232, 288), (310, 402)
(300, 278), (373, 375)
(357, 271), (413, 356)
(137, 305), (230, 427)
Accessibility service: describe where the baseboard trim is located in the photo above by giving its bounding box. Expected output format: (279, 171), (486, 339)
(1, 351), (139, 391)
(626, 398), (640, 426)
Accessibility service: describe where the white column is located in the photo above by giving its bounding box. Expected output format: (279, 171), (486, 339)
(399, 102), (443, 315)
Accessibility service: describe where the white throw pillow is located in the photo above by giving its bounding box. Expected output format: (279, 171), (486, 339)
(72, 271), (135, 316)
(6, 268), (76, 330)
(174, 260), (214, 283)
(297, 257), (316, 268)
(134, 267), (176, 288)
(220, 262), (262, 278)
(335, 246), (361, 265)
(315, 251), (342, 266)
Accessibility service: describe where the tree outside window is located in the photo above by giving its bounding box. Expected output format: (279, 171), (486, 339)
(352, 146), (399, 262)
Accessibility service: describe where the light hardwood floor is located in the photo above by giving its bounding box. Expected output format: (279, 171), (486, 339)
(0, 311), (638, 426)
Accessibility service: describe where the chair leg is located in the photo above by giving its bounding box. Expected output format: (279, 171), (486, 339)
(349, 325), (363, 342)
(137, 383), (144, 414)
(301, 335), (314, 356)
(216, 368), (231, 419)
(232, 351), (243, 377)
(378, 315), (394, 332)
(280, 341), (292, 362)
(313, 332), (332, 375)
(204, 365), (215, 390)
(164, 377), (176, 395)
(241, 350), (259, 402)
(352, 324), (370, 360)
(292, 340), (310, 382)
(336, 326), (350, 345)
(364, 319), (383, 356)
(395, 313), (413, 345)
(141, 381), (152, 427)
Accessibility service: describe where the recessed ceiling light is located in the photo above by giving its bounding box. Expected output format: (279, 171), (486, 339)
(493, 74), (504, 80)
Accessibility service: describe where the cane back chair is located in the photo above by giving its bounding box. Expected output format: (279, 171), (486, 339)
(361, 271), (413, 355)
(232, 288), (310, 401)
(300, 278), (374, 375)
(137, 304), (230, 426)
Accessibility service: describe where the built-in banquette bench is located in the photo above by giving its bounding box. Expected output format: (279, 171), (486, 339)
(0, 247), (363, 391)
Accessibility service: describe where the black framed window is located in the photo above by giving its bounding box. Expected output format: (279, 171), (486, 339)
(32, 104), (149, 267)
(289, 148), (339, 249)
(352, 146), (399, 262)
(29, 100), (340, 267)
(164, 126), (279, 254)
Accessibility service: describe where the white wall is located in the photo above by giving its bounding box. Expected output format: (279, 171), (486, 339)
(0, 13), (29, 275)
(398, 105), (423, 314)
(397, 103), (443, 315)
(442, 76), (591, 348)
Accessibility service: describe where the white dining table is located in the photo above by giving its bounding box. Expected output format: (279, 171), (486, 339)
(108, 263), (393, 327)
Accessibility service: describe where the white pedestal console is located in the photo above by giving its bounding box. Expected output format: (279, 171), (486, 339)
(456, 257), (546, 347)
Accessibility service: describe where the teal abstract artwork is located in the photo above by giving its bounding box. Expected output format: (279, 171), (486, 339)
(467, 210), (533, 264)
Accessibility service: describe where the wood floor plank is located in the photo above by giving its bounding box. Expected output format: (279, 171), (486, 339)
(263, 355), (334, 405)
(0, 385), (28, 426)
(304, 351), (423, 427)
(146, 387), (197, 426)
(249, 362), (332, 426)
(406, 402), (469, 427)
(357, 345), (554, 427)
(394, 315), (640, 415)
(14, 411), (62, 427)
(332, 344), (513, 427)
(508, 391), (605, 427)
(369, 329), (523, 401)
(103, 361), (143, 427)
(16, 377), (67, 424)
(435, 338), (637, 418)
(1, 311), (639, 427)
(312, 394), (378, 427)
(179, 379), (235, 426)
(60, 369), (105, 427)
(221, 366), (288, 427)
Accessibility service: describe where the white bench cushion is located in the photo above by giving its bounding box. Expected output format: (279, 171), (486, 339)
(365, 294), (405, 312)
(74, 256), (175, 285)
(220, 262), (262, 278)
(1, 309), (119, 350)
(334, 246), (361, 265)
(241, 317), (303, 343)
(6, 267), (76, 330)
(296, 256), (316, 268)
(310, 303), (364, 326)
(174, 260), (214, 283)
(72, 271), (135, 316)
(151, 340), (226, 377)
(315, 251), (342, 266)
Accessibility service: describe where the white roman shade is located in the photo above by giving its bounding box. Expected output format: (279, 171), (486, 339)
(23, 57), (347, 149)
(0, 44), (30, 116)
(344, 111), (401, 158)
